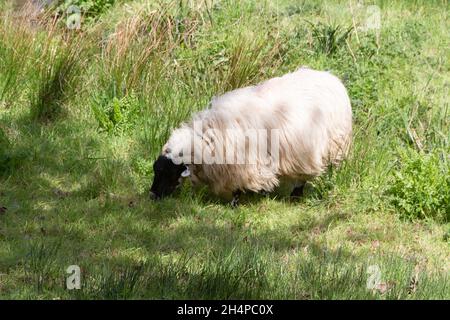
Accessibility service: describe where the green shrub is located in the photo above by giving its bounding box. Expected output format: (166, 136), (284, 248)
(55, 0), (117, 20)
(91, 93), (139, 134)
(387, 148), (449, 222)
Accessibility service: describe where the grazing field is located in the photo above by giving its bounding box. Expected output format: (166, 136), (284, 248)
(0, 0), (448, 299)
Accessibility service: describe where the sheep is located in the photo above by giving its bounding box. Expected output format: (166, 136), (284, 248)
(150, 67), (352, 204)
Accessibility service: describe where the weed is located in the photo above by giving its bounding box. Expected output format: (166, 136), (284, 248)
(92, 93), (139, 134)
(308, 21), (353, 56)
(387, 148), (449, 222)
(29, 32), (85, 122)
(23, 241), (61, 292)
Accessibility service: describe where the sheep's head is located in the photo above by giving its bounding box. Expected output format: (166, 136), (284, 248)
(149, 154), (190, 200)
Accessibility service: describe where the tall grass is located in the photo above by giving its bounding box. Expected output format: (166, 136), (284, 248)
(0, 5), (88, 121)
(30, 30), (86, 121)
(220, 32), (282, 92)
(308, 21), (353, 56)
(0, 7), (35, 104)
(23, 241), (61, 292)
(62, 246), (450, 299)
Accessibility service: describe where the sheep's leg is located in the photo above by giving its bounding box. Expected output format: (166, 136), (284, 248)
(231, 190), (241, 208)
(290, 184), (305, 198)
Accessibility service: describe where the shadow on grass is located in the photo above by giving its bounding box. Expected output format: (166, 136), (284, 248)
(0, 115), (448, 300)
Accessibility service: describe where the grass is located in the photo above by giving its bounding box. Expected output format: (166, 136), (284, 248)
(0, 0), (449, 299)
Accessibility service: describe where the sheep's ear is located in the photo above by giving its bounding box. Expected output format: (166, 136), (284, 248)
(181, 167), (190, 178)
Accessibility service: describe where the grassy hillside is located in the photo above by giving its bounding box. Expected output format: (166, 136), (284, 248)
(0, 0), (448, 299)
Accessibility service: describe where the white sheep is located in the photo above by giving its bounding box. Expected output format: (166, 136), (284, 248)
(150, 67), (352, 203)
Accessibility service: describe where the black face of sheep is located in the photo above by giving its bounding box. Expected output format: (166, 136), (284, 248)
(150, 155), (188, 200)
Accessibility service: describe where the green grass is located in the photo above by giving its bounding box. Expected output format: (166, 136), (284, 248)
(0, 0), (449, 299)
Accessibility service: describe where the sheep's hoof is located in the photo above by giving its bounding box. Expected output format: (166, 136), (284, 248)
(230, 190), (241, 208)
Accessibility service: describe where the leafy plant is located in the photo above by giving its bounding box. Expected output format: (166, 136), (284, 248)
(54, 0), (117, 21)
(91, 93), (139, 134)
(387, 148), (449, 222)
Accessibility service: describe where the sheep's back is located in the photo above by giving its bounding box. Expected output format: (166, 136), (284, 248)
(171, 68), (352, 196)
